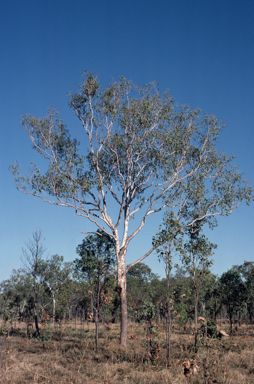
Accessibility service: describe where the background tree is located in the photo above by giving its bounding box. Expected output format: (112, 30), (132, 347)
(10, 72), (253, 346)
(172, 266), (194, 327)
(41, 254), (73, 326)
(152, 227), (179, 365)
(234, 261), (254, 323)
(182, 223), (216, 346)
(219, 268), (247, 333)
(21, 231), (46, 337)
(126, 263), (159, 322)
(199, 272), (220, 323)
(74, 230), (116, 351)
(0, 268), (33, 331)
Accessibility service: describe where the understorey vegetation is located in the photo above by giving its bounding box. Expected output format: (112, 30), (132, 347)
(0, 232), (253, 383)
(0, 312), (253, 383)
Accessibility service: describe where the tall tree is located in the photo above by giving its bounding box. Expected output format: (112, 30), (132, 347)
(10, 72), (252, 346)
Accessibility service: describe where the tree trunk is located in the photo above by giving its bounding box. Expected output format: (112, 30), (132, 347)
(194, 293), (198, 347)
(95, 310), (99, 352)
(34, 303), (40, 337)
(33, 274), (40, 337)
(95, 279), (100, 352)
(75, 308), (78, 330)
(118, 258), (128, 347)
(52, 296), (56, 326)
(69, 304), (72, 320)
(166, 305), (171, 366)
(166, 253), (172, 367)
(229, 310), (233, 333)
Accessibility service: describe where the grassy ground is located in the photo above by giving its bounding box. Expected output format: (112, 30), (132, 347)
(0, 320), (253, 383)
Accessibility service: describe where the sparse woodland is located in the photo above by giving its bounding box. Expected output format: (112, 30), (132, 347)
(6, 72), (254, 382)
(0, 231), (253, 383)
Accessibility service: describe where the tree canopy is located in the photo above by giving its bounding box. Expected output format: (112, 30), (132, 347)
(10, 72), (253, 345)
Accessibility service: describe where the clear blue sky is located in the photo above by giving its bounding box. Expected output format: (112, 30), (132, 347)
(1, 0), (253, 282)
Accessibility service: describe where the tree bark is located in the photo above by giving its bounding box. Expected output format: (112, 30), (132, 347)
(118, 256), (128, 346)
(95, 310), (99, 352)
(52, 296), (56, 327)
(229, 310), (233, 334)
(166, 253), (172, 367)
(95, 279), (100, 352)
(166, 305), (171, 366)
(194, 292), (198, 347)
(75, 307), (78, 330)
(34, 305), (40, 337)
(33, 273), (40, 337)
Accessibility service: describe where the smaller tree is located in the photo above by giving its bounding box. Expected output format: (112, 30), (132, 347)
(127, 263), (158, 321)
(41, 254), (73, 325)
(139, 301), (159, 369)
(172, 266), (194, 326)
(74, 230), (116, 351)
(22, 230), (46, 336)
(219, 269), (247, 332)
(182, 223), (216, 346)
(234, 261), (254, 324)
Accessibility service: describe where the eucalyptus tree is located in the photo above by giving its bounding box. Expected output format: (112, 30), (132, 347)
(183, 224), (216, 345)
(0, 268), (33, 325)
(10, 72), (253, 346)
(74, 230), (116, 351)
(219, 269), (247, 332)
(41, 254), (73, 325)
(235, 261), (254, 323)
(126, 263), (159, 321)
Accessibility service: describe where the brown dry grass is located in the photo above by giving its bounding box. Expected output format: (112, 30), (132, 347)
(0, 321), (253, 383)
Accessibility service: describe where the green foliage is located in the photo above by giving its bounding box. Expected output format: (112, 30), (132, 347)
(10, 72), (253, 250)
(172, 266), (195, 321)
(74, 230), (117, 325)
(126, 264), (162, 321)
(219, 269), (247, 322)
(182, 222), (216, 271)
(139, 301), (157, 324)
(74, 230), (116, 281)
(41, 254), (73, 322)
(233, 261), (254, 323)
(200, 319), (217, 339)
(0, 269), (34, 322)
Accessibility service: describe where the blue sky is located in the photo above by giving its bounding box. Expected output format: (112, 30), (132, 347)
(1, 0), (253, 282)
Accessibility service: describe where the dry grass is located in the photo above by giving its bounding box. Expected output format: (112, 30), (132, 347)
(0, 321), (253, 383)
